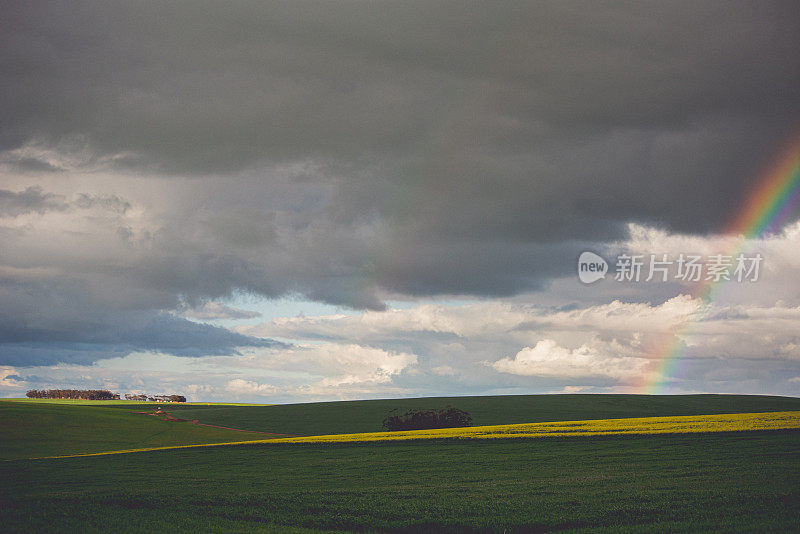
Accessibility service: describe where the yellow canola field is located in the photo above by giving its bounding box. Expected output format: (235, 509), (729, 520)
(21, 411), (800, 460)
(269, 411), (800, 444)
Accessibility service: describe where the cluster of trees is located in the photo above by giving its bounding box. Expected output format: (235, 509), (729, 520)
(26, 389), (120, 400)
(25, 389), (186, 402)
(125, 394), (186, 402)
(382, 406), (472, 431)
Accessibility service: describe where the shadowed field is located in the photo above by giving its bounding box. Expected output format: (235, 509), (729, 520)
(2, 430), (798, 532)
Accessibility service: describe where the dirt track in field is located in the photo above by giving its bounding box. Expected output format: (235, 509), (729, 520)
(133, 410), (296, 437)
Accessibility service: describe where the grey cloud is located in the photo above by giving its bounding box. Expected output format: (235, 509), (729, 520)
(0, 313), (281, 366)
(0, 0), (799, 348)
(0, 186), (130, 217)
(704, 309), (752, 321)
(0, 186), (66, 216)
(3, 156), (61, 173)
(2, 2), (798, 232)
(180, 302), (261, 321)
(73, 193), (131, 214)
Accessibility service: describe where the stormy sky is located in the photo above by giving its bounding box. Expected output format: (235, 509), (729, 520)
(2, 1), (799, 401)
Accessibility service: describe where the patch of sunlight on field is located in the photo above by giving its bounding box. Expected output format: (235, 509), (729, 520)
(19, 411), (800, 460)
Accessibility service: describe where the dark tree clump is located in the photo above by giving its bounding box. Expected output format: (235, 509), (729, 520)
(382, 406), (472, 431)
(25, 389), (119, 400)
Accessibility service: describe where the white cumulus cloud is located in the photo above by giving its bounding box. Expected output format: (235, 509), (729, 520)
(491, 339), (649, 379)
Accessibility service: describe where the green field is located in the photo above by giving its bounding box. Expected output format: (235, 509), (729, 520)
(0, 400), (272, 460)
(4, 394), (800, 459)
(2, 394), (799, 532)
(112, 393), (800, 436)
(2, 431), (798, 533)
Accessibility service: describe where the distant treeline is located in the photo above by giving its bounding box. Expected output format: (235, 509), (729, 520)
(26, 389), (120, 400)
(25, 389), (186, 402)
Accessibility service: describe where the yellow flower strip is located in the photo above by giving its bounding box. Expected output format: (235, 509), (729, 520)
(17, 411), (800, 460)
(269, 411), (800, 443)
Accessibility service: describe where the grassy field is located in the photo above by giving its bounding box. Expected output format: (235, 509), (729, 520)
(0, 400), (274, 460)
(2, 430), (798, 532)
(24, 411), (800, 459)
(119, 393), (800, 436)
(2, 394), (799, 532)
(4, 394), (800, 459)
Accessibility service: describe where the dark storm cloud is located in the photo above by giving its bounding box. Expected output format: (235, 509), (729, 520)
(0, 313), (281, 366)
(1, 0), (800, 345)
(3, 1), (799, 226)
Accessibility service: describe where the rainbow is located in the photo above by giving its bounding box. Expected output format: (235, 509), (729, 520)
(640, 137), (800, 394)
